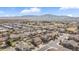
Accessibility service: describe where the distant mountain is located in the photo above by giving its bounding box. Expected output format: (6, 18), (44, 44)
(21, 14), (79, 22)
(0, 14), (79, 22)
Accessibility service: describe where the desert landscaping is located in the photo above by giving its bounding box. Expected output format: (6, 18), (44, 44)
(0, 15), (78, 51)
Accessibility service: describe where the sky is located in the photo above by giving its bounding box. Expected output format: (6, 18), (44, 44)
(0, 7), (79, 17)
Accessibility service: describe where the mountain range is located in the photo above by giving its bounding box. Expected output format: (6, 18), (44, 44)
(0, 14), (79, 22)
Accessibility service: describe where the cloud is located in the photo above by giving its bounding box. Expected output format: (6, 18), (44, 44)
(0, 14), (17, 17)
(59, 7), (70, 10)
(1, 14), (12, 17)
(20, 7), (41, 15)
(59, 7), (79, 10)
(67, 14), (73, 17)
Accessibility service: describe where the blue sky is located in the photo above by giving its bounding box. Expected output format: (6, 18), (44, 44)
(0, 7), (79, 17)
